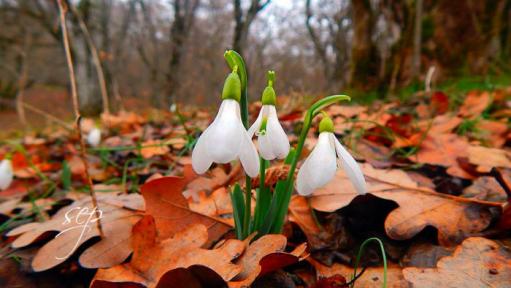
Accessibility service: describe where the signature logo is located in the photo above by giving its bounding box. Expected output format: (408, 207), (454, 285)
(55, 207), (103, 260)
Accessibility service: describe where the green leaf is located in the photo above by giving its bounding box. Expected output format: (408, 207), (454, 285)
(230, 184), (245, 240)
(253, 159), (270, 232)
(259, 149), (296, 235)
(61, 161), (71, 191)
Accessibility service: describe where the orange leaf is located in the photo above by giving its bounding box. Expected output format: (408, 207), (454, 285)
(141, 176), (231, 243)
(92, 216), (245, 288)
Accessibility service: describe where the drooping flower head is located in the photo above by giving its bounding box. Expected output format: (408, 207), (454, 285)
(0, 158), (13, 190)
(296, 113), (366, 196)
(192, 67), (259, 177)
(248, 71), (290, 160)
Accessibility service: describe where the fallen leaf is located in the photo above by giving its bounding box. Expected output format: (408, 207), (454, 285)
(412, 133), (473, 179)
(189, 187), (234, 226)
(327, 105), (367, 119)
(140, 140), (170, 159)
(101, 111), (145, 131)
(459, 91), (492, 118)
(402, 242), (454, 268)
(251, 164), (290, 189)
(403, 237), (511, 287)
(228, 234), (307, 288)
(7, 193), (144, 271)
(288, 196), (322, 247)
(310, 164), (502, 245)
(467, 145), (511, 170)
(423, 115), (462, 135)
(462, 176), (508, 202)
(184, 164), (242, 200)
(430, 91), (449, 115)
(92, 216), (244, 288)
(141, 176), (232, 244)
(477, 120), (508, 148)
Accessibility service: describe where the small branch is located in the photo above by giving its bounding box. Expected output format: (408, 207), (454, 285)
(22, 102), (73, 130)
(57, 0), (104, 237)
(0, 98), (73, 130)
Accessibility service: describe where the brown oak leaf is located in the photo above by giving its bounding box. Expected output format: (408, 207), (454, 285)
(403, 237), (511, 287)
(7, 192), (144, 271)
(310, 164), (502, 245)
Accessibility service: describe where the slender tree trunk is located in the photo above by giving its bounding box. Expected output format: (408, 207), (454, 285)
(232, 0), (271, 55)
(69, 0), (102, 116)
(350, 0), (378, 88)
(411, 0), (423, 81)
(166, 0), (200, 105)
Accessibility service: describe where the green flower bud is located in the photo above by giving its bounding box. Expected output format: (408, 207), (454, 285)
(319, 113), (334, 133)
(261, 70), (277, 106)
(261, 86), (276, 105)
(222, 68), (241, 102)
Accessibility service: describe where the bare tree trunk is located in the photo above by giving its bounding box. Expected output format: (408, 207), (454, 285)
(166, 0), (200, 105)
(350, 0), (378, 88)
(67, 0), (102, 116)
(137, 0), (164, 108)
(411, 0), (423, 81)
(305, 0), (330, 81)
(16, 30), (32, 128)
(487, 0), (507, 61)
(232, 0), (271, 55)
(69, 4), (110, 115)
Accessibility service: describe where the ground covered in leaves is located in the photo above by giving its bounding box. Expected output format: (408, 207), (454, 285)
(0, 88), (510, 288)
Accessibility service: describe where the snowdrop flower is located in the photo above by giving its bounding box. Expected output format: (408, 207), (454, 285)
(248, 77), (290, 160)
(0, 159), (13, 190)
(87, 128), (101, 147)
(296, 114), (366, 196)
(192, 68), (259, 177)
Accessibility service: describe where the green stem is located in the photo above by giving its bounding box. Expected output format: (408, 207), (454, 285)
(225, 50), (252, 239)
(243, 177), (252, 237)
(253, 157), (268, 232)
(352, 237), (387, 288)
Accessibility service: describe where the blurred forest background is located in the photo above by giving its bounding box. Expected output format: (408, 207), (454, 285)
(0, 0), (510, 119)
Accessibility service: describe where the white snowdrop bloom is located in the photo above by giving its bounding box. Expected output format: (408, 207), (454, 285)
(296, 115), (366, 196)
(0, 159), (13, 190)
(87, 128), (101, 147)
(192, 70), (259, 177)
(248, 84), (289, 160)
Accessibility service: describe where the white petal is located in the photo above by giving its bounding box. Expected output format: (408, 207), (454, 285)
(87, 128), (101, 147)
(332, 135), (367, 195)
(207, 100), (243, 163)
(248, 107), (264, 138)
(296, 132), (337, 195)
(258, 133), (275, 160)
(265, 106), (290, 159)
(238, 122), (260, 177)
(0, 159), (13, 190)
(191, 125), (213, 174)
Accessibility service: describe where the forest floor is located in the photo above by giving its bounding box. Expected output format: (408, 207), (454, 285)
(0, 82), (510, 287)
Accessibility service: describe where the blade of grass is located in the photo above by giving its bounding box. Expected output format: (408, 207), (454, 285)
(351, 237), (387, 288)
(230, 184), (245, 239)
